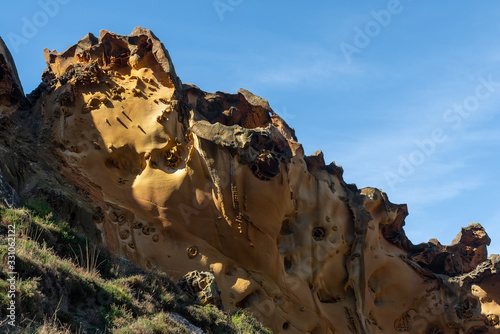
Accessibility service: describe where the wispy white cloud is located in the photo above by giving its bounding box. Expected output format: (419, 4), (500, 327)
(211, 40), (368, 88)
(256, 57), (362, 86)
(392, 179), (480, 206)
(461, 129), (500, 143)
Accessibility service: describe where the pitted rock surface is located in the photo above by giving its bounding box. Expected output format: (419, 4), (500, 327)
(0, 27), (499, 333)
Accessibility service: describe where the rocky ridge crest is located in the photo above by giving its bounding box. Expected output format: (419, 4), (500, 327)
(0, 28), (499, 333)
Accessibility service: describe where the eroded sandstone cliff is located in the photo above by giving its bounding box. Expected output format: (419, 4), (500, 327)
(1, 28), (499, 333)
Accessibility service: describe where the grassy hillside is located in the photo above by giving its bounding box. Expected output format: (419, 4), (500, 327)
(0, 199), (271, 333)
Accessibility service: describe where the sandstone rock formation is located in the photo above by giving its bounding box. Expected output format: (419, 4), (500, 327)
(1, 27), (499, 333)
(178, 270), (222, 309)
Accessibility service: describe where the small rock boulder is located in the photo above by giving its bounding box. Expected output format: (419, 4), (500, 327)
(177, 271), (222, 309)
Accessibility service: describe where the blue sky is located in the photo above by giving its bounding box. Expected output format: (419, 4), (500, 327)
(1, 1), (499, 254)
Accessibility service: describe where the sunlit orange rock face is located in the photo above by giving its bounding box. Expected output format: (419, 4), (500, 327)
(37, 27), (499, 333)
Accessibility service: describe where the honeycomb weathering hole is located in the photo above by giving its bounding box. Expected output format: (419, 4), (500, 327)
(279, 219), (295, 235)
(312, 227), (326, 241)
(187, 246), (198, 259)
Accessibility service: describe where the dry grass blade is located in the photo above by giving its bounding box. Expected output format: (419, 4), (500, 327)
(71, 240), (104, 275)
